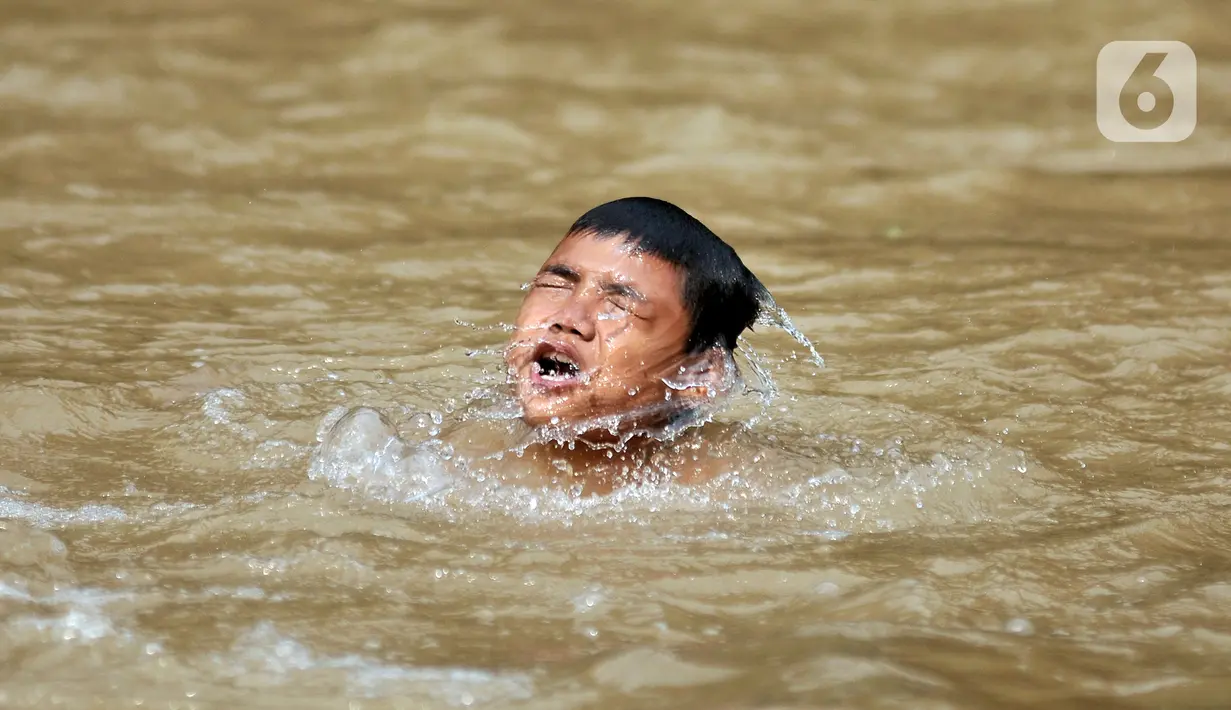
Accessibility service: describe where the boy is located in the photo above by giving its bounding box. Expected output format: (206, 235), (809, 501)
(322, 197), (771, 493)
(506, 196), (766, 438)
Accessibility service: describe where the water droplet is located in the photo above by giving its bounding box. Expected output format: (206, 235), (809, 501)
(1005, 617), (1034, 635)
(815, 582), (840, 595)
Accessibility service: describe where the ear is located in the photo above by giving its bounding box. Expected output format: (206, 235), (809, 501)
(663, 347), (731, 403)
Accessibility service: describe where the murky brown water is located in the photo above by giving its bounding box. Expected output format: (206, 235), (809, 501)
(3, 0), (1231, 707)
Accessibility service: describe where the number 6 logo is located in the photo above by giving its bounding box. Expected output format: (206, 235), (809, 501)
(1097, 41), (1197, 143)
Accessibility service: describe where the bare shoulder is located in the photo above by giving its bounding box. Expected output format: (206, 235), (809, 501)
(648, 422), (782, 484)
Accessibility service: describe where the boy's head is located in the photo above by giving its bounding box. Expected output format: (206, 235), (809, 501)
(505, 196), (768, 431)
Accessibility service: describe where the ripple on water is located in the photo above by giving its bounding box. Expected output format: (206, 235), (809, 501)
(0, 576), (535, 705)
(215, 621), (536, 702)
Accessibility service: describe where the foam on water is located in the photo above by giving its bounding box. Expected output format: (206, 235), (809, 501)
(17, 605), (117, 643)
(216, 621), (536, 702)
(0, 488), (127, 527)
(3, 583), (137, 652)
(0, 487), (203, 529)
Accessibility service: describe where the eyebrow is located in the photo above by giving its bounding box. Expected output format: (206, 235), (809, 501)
(600, 280), (647, 303)
(539, 263), (580, 282)
(538, 263), (647, 303)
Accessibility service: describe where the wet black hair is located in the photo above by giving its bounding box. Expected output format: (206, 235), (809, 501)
(567, 196), (769, 354)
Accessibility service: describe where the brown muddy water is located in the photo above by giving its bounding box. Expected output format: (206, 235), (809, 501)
(2, 0), (1231, 708)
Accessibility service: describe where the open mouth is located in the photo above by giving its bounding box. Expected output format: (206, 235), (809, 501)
(534, 352), (580, 380)
(529, 343), (583, 386)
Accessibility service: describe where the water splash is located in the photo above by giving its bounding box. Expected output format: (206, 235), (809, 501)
(453, 319), (515, 332)
(303, 297), (1044, 533)
(756, 300), (825, 369)
(734, 336), (778, 406)
(310, 407), (455, 504)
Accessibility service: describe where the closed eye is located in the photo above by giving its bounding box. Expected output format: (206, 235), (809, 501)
(534, 263), (580, 291)
(601, 281), (645, 317)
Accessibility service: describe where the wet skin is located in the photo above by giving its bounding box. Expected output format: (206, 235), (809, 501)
(505, 229), (720, 434)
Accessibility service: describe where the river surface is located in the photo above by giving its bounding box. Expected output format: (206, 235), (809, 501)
(3, 0), (1231, 708)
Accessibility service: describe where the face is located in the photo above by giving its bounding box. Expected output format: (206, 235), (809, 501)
(505, 231), (704, 430)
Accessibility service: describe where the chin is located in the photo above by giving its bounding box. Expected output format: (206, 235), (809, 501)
(517, 392), (579, 427)
(517, 397), (674, 441)
(519, 407), (559, 427)
(517, 392), (617, 433)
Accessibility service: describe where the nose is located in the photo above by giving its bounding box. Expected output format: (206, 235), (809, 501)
(548, 299), (596, 341)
